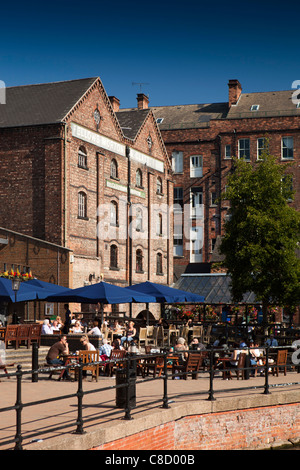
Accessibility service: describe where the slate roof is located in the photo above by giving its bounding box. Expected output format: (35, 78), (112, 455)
(116, 109), (150, 140)
(227, 89), (300, 119)
(0, 77), (98, 128)
(151, 102), (229, 130)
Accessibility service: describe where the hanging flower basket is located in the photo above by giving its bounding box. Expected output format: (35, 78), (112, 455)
(0, 269), (33, 281)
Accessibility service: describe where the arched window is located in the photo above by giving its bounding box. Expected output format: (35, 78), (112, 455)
(156, 176), (163, 194)
(110, 201), (118, 226)
(78, 191), (87, 218)
(136, 207), (143, 232)
(156, 253), (163, 274)
(110, 244), (118, 268)
(111, 159), (118, 179)
(78, 146), (87, 169)
(136, 249), (143, 273)
(156, 213), (163, 236)
(136, 169), (143, 188)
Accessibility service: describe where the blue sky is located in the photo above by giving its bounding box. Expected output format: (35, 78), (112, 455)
(1, 0), (300, 108)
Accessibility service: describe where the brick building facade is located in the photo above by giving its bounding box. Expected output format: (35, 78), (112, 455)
(148, 79), (300, 282)
(0, 77), (173, 318)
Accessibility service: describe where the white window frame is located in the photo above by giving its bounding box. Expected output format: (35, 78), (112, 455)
(238, 139), (250, 161)
(225, 144), (231, 159)
(78, 192), (87, 218)
(281, 136), (294, 160)
(251, 105), (260, 111)
(257, 137), (268, 160)
(190, 190), (203, 218)
(189, 227), (203, 262)
(172, 151), (183, 173)
(190, 155), (203, 178)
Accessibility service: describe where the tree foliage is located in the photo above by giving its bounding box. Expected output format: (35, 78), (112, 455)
(220, 148), (300, 321)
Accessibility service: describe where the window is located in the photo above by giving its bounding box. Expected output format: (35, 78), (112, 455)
(174, 187), (183, 210)
(257, 138), (269, 159)
(211, 192), (217, 206)
(136, 169), (143, 188)
(190, 155), (203, 178)
(157, 213), (163, 236)
(156, 118), (164, 124)
(78, 146), (87, 169)
(190, 188), (203, 218)
(110, 159), (118, 179)
(172, 151), (183, 173)
(78, 191), (87, 218)
(136, 207), (143, 232)
(238, 139), (250, 160)
(251, 105), (260, 111)
(136, 249), (143, 272)
(110, 245), (118, 269)
(190, 227), (203, 262)
(156, 177), (163, 194)
(211, 238), (217, 253)
(282, 137), (294, 160)
(110, 201), (118, 226)
(156, 253), (163, 274)
(173, 237), (183, 257)
(225, 144), (231, 159)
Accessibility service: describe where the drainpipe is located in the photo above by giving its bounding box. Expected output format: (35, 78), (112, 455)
(63, 122), (68, 247)
(126, 146), (132, 287)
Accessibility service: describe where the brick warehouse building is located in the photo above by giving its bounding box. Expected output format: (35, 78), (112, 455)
(147, 79), (300, 285)
(0, 77), (173, 319)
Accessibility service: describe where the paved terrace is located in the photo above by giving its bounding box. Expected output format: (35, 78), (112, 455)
(0, 367), (299, 450)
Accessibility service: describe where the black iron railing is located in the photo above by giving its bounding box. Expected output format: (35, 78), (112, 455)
(0, 346), (299, 450)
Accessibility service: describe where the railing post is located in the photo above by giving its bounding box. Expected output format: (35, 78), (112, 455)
(32, 342), (39, 383)
(124, 358), (133, 420)
(162, 353), (169, 409)
(263, 346), (271, 394)
(74, 360), (85, 434)
(207, 349), (216, 401)
(14, 365), (23, 450)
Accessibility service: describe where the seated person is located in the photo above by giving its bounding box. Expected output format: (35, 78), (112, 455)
(45, 335), (71, 380)
(51, 319), (61, 332)
(71, 321), (83, 334)
(80, 335), (96, 351)
(88, 320), (103, 337)
(41, 319), (53, 335)
(111, 320), (123, 336)
(174, 337), (189, 362)
(99, 339), (113, 360)
(189, 337), (205, 351)
(121, 321), (136, 345)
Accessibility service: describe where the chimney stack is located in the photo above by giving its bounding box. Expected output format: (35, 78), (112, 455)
(109, 96), (120, 112)
(228, 79), (242, 107)
(137, 93), (149, 110)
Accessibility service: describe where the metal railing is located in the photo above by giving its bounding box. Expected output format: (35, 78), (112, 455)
(0, 346), (299, 450)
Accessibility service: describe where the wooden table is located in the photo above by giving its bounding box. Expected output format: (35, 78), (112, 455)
(216, 357), (233, 380)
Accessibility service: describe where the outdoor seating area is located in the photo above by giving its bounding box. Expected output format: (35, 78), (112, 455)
(1, 324), (42, 349)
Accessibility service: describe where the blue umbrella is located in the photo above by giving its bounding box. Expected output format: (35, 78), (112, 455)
(26, 279), (71, 299)
(0, 278), (56, 302)
(126, 281), (205, 303)
(45, 281), (157, 304)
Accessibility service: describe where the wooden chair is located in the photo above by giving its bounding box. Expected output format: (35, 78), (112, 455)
(16, 324), (30, 349)
(106, 349), (126, 377)
(272, 349), (288, 376)
(28, 323), (42, 347)
(236, 352), (247, 380)
(78, 350), (100, 381)
(141, 355), (164, 378)
(4, 325), (18, 349)
(172, 353), (203, 380)
(138, 328), (148, 349)
(203, 325), (212, 344)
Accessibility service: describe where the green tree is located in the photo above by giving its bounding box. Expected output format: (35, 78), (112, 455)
(220, 148), (300, 327)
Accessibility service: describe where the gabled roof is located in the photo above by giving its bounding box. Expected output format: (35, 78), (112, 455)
(116, 109), (150, 140)
(227, 89), (300, 119)
(0, 77), (98, 128)
(151, 102), (229, 130)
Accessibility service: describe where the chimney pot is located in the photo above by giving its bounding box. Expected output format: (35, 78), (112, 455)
(137, 93), (149, 110)
(109, 96), (120, 112)
(228, 79), (242, 107)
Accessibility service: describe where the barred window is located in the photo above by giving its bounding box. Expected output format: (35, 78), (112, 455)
(156, 253), (163, 274)
(78, 191), (87, 218)
(78, 146), (87, 168)
(110, 244), (118, 268)
(136, 169), (143, 187)
(111, 159), (118, 179)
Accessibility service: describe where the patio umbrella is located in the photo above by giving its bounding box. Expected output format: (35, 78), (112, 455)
(25, 279), (71, 299)
(0, 277), (55, 303)
(126, 281), (205, 303)
(45, 281), (157, 304)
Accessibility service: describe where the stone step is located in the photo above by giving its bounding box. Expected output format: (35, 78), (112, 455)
(2, 346), (49, 371)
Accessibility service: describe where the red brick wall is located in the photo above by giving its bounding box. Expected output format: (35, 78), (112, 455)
(91, 403), (300, 450)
